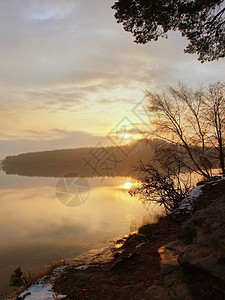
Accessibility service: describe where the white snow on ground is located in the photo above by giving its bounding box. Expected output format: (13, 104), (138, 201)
(18, 282), (65, 300)
(75, 265), (89, 271)
(18, 266), (67, 300)
(136, 242), (145, 249)
(75, 264), (99, 271)
(173, 177), (225, 216)
(173, 185), (203, 215)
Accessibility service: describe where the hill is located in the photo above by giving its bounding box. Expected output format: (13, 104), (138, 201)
(2, 139), (161, 178)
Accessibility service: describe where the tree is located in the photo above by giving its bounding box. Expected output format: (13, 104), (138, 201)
(131, 83), (225, 213)
(205, 82), (225, 175)
(146, 83), (214, 178)
(145, 82), (225, 177)
(130, 153), (192, 213)
(112, 0), (225, 62)
(10, 267), (24, 287)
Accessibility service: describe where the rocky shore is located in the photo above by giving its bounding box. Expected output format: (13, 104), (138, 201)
(11, 178), (225, 300)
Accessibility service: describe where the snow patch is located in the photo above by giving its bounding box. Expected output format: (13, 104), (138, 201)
(173, 185), (202, 216)
(75, 265), (89, 271)
(18, 266), (67, 300)
(136, 242), (145, 249)
(173, 177), (224, 216)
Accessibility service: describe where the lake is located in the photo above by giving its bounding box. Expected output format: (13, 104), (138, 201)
(0, 171), (163, 297)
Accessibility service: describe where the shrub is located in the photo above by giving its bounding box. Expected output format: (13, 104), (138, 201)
(10, 267), (24, 287)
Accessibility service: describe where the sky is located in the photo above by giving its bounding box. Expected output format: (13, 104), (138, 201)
(0, 0), (225, 158)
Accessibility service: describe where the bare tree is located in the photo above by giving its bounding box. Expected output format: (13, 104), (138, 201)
(146, 83), (212, 178)
(204, 82), (225, 175)
(132, 83), (225, 212)
(130, 152), (192, 214)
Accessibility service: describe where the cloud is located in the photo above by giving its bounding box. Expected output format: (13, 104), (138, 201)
(0, 104), (13, 113)
(0, 0), (224, 93)
(0, 129), (111, 157)
(97, 98), (137, 106)
(30, 0), (78, 21)
(0, 0), (222, 90)
(0, 0), (225, 156)
(25, 89), (86, 112)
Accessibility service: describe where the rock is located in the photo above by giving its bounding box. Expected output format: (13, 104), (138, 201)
(135, 285), (171, 300)
(161, 263), (176, 275)
(169, 283), (193, 300)
(158, 241), (183, 275)
(158, 185), (225, 299)
(107, 274), (121, 281)
(176, 194), (225, 299)
(115, 284), (143, 300)
(195, 231), (211, 246)
(178, 244), (225, 281)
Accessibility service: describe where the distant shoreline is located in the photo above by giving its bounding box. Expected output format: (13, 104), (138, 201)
(2, 139), (157, 178)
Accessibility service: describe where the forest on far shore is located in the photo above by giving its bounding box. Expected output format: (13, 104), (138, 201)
(2, 139), (158, 178)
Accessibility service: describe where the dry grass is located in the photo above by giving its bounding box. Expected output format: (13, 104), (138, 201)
(24, 259), (67, 286)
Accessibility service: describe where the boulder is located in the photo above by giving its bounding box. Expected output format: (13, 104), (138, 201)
(135, 285), (171, 300)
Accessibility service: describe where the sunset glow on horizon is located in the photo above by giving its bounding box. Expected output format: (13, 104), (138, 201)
(0, 0), (224, 158)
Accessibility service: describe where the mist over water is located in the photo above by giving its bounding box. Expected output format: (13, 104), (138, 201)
(0, 170), (162, 297)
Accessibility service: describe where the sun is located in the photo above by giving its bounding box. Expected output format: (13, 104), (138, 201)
(124, 182), (132, 189)
(119, 133), (132, 139)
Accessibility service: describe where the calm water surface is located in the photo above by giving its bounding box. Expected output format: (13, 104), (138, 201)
(0, 171), (162, 297)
